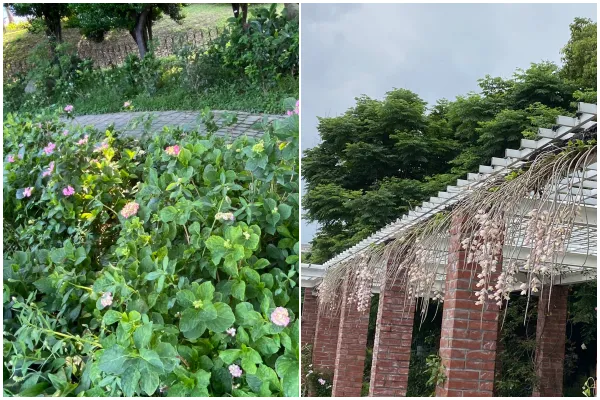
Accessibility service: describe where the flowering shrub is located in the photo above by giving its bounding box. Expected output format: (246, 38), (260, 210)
(3, 100), (300, 396)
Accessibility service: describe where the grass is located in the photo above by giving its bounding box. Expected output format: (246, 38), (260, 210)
(3, 4), (284, 66)
(68, 76), (299, 116)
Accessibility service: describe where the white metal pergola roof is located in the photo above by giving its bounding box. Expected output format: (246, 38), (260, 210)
(302, 103), (597, 291)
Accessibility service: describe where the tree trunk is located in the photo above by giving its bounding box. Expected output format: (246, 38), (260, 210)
(131, 6), (151, 58)
(42, 4), (62, 43)
(284, 3), (299, 20)
(231, 3), (248, 25)
(5, 5), (15, 24)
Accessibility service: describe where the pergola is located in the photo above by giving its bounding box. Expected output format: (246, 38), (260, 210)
(301, 102), (597, 397)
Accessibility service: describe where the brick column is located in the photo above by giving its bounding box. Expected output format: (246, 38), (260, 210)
(312, 302), (342, 374)
(532, 285), (568, 397)
(369, 270), (415, 396)
(302, 287), (319, 386)
(436, 214), (501, 397)
(302, 287), (318, 350)
(332, 278), (370, 397)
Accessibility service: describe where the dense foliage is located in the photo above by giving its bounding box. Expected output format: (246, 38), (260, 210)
(3, 100), (300, 396)
(3, 4), (299, 116)
(302, 17), (597, 264)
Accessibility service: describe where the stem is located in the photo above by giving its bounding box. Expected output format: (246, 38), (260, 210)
(200, 196), (226, 258)
(67, 282), (93, 292)
(25, 323), (102, 348)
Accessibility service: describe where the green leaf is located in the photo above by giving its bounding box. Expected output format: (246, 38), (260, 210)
(231, 280), (246, 300)
(145, 271), (163, 281)
(178, 148), (192, 166)
(278, 204), (292, 220)
(275, 352), (299, 397)
(206, 302), (235, 333)
(180, 308), (200, 332)
(159, 206), (178, 223)
(140, 371), (160, 396)
(103, 310), (123, 325)
(219, 349), (241, 364)
(211, 367), (232, 395)
(205, 236), (227, 264)
(242, 267), (261, 285)
(140, 348), (164, 371)
(176, 290), (195, 307)
(198, 303), (218, 321)
(197, 281), (215, 301)
(235, 302), (263, 327)
(120, 367), (141, 396)
(99, 345), (129, 375)
(133, 322), (153, 349)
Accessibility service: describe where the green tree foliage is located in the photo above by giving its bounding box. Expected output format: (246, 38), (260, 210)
(10, 3), (71, 42)
(302, 18), (597, 264)
(560, 18), (597, 91)
(69, 4), (185, 58)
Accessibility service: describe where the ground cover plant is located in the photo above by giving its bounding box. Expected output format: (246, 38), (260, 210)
(3, 99), (300, 396)
(3, 3), (299, 116)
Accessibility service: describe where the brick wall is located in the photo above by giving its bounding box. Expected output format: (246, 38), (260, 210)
(369, 269), (415, 396)
(302, 288), (319, 386)
(436, 214), (501, 397)
(332, 279), (370, 397)
(532, 285), (569, 397)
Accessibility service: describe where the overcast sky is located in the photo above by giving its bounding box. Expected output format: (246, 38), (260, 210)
(300, 2), (596, 244)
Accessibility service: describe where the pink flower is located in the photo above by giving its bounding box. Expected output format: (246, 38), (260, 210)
(270, 307), (290, 327)
(318, 378), (326, 385)
(93, 142), (109, 152)
(42, 161), (55, 177)
(23, 187), (33, 198)
(165, 145), (181, 156)
(63, 130), (69, 136)
(123, 101), (131, 108)
(62, 186), (75, 197)
(64, 105), (74, 113)
(76, 135), (89, 146)
(294, 100), (299, 115)
(7, 155), (15, 163)
(43, 142), (56, 155)
(226, 327), (236, 337)
(100, 292), (113, 307)
(229, 364), (242, 378)
(120, 202), (140, 219)
(286, 110), (294, 116)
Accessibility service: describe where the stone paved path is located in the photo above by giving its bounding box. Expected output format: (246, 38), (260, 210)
(65, 110), (285, 139)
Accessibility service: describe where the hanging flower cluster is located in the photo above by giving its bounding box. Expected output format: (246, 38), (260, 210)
(521, 208), (572, 293)
(461, 209), (505, 306)
(346, 254), (374, 312)
(493, 261), (520, 306)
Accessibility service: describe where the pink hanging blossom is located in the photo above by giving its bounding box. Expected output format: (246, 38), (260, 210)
(23, 187), (33, 198)
(120, 202), (140, 219)
(42, 161), (55, 177)
(226, 327), (236, 337)
(43, 142), (56, 155)
(76, 135), (89, 146)
(318, 378), (326, 385)
(62, 186), (75, 197)
(100, 292), (113, 307)
(165, 145), (181, 156)
(64, 105), (74, 113)
(229, 364), (242, 378)
(7, 155), (15, 163)
(270, 307), (290, 327)
(123, 101), (131, 108)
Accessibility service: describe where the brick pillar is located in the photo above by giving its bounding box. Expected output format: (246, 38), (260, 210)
(436, 214), (501, 397)
(532, 285), (568, 397)
(369, 270), (415, 396)
(302, 287), (318, 350)
(332, 278), (370, 397)
(312, 301), (342, 374)
(302, 287), (319, 386)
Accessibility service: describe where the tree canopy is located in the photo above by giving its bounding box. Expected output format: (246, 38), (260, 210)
(302, 17), (597, 264)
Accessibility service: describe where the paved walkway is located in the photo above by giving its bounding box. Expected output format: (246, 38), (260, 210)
(65, 110), (285, 139)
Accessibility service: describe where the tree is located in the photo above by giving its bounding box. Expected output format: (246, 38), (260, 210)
(560, 18), (597, 91)
(231, 3), (248, 25)
(70, 4), (185, 58)
(10, 3), (70, 42)
(4, 4), (15, 24)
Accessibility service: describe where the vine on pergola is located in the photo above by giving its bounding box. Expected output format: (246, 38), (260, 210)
(317, 140), (597, 323)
